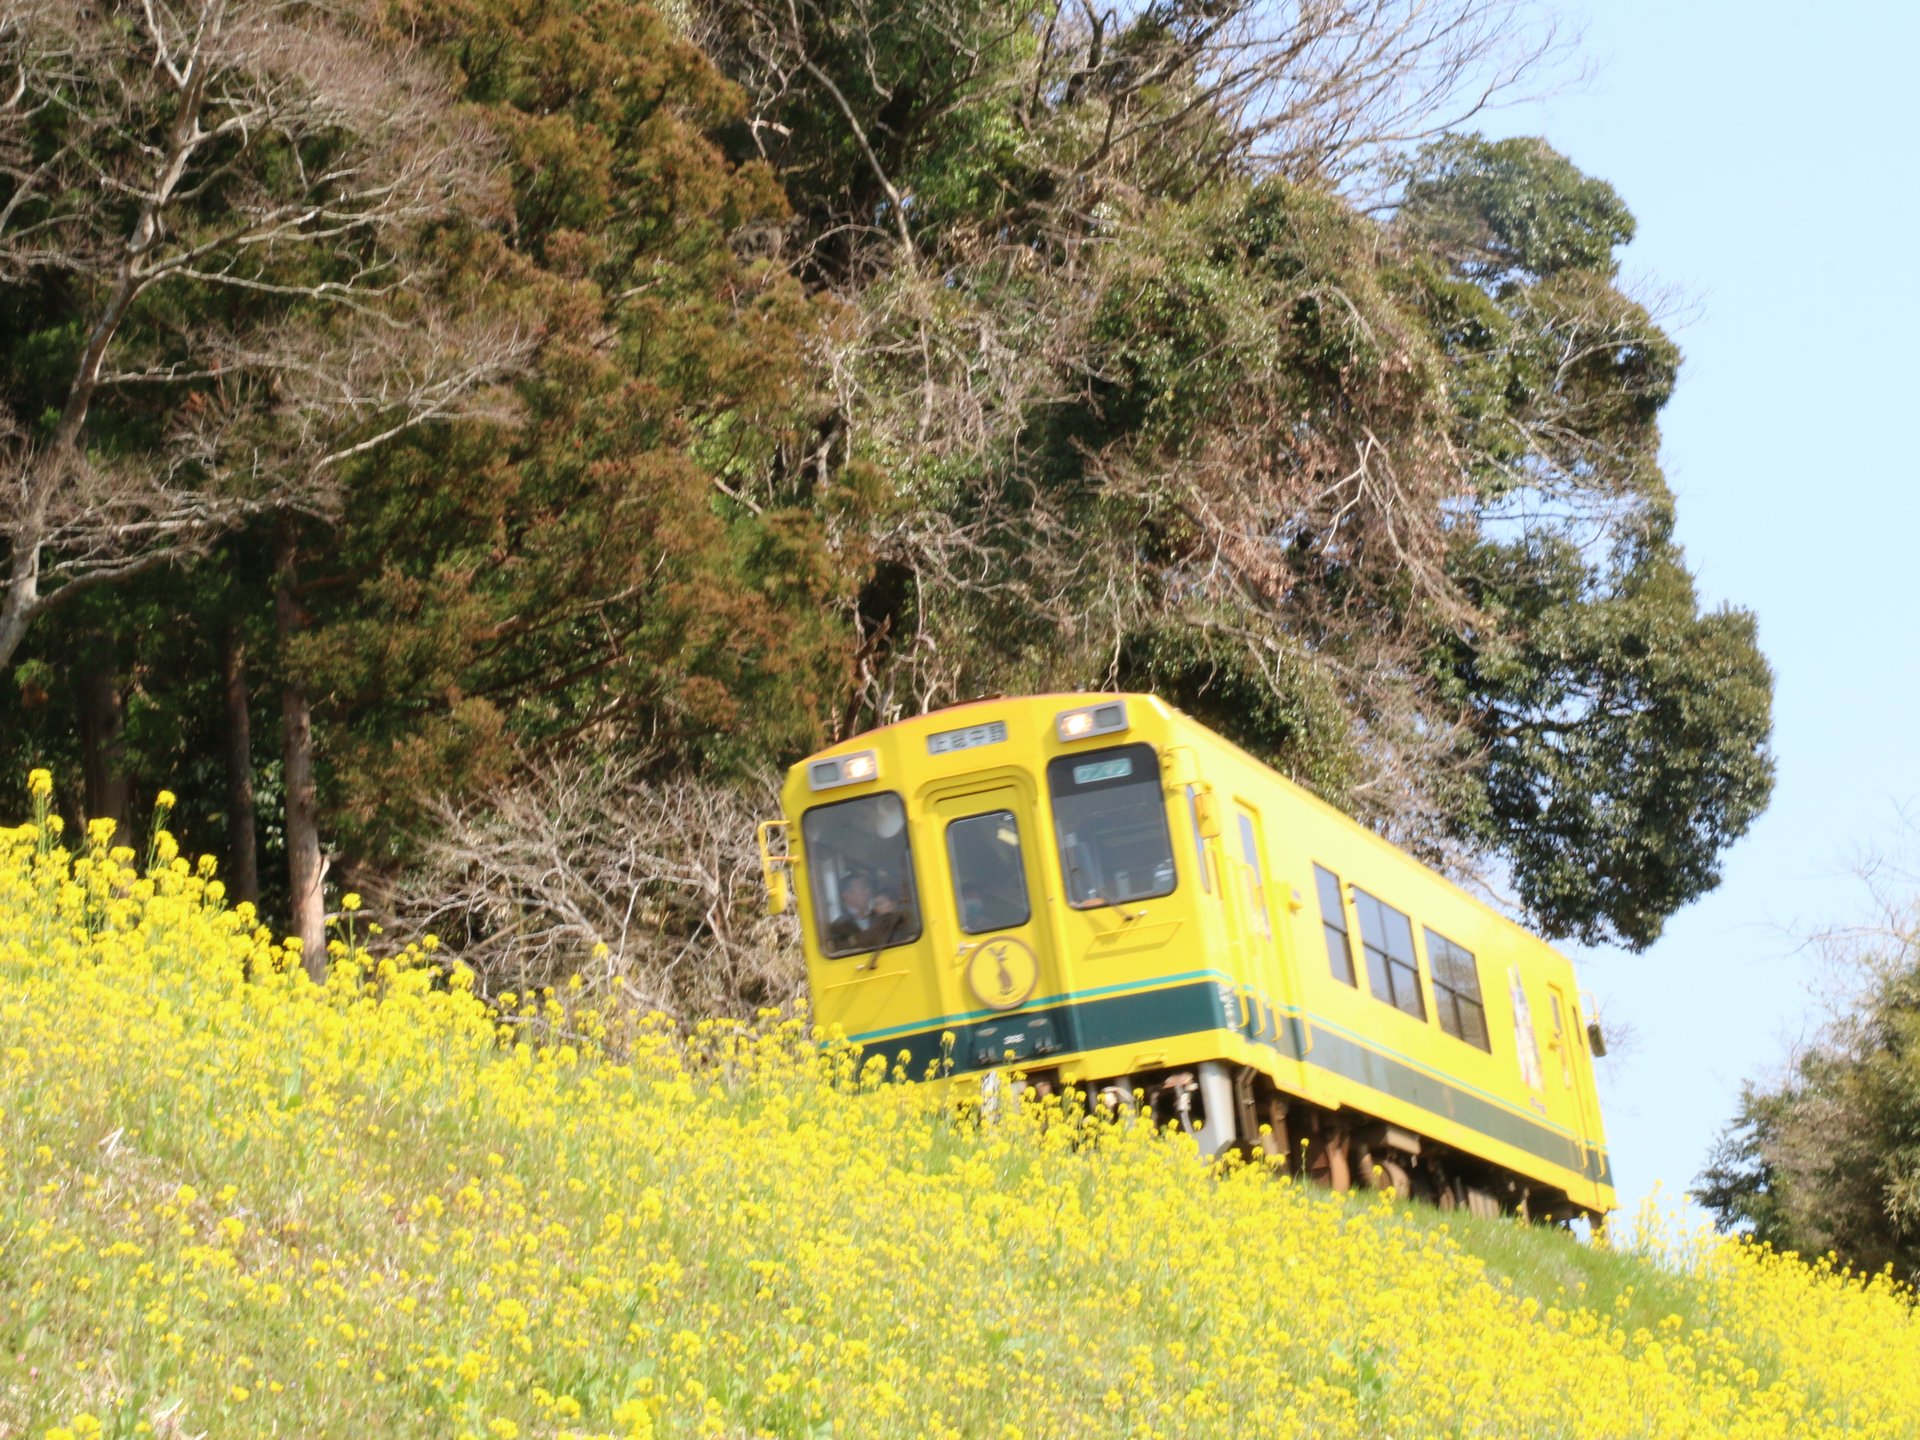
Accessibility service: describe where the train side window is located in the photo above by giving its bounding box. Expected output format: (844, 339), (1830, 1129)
(1185, 785), (1211, 894)
(1423, 927), (1490, 1051)
(1352, 886), (1425, 1020)
(946, 810), (1031, 935)
(1315, 865), (1356, 986)
(1237, 808), (1270, 939)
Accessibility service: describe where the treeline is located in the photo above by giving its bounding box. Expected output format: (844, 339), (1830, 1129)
(1, 0), (1772, 989)
(1699, 901), (1920, 1286)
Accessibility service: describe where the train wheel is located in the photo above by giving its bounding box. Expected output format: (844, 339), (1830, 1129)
(1260, 1094), (1290, 1160)
(1303, 1134), (1353, 1192)
(1362, 1155), (1411, 1200)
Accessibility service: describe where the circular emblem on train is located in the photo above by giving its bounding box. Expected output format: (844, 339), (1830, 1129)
(964, 935), (1040, 1011)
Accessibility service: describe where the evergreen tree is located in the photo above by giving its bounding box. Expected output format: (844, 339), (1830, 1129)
(1700, 920), (1920, 1284)
(284, 0), (851, 865)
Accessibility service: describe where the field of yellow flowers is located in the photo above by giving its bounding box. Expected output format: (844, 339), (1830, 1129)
(2, 779), (1917, 1440)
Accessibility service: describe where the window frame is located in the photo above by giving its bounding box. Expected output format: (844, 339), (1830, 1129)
(945, 808), (1033, 936)
(1045, 742), (1178, 909)
(1236, 807), (1271, 939)
(1422, 926), (1491, 1052)
(1549, 990), (1572, 1085)
(1351, 885), (1426, 1021)
(1315, 864), (1357, 986)
(1185, 784), (1212, 894)
(801, 790), (924, 960)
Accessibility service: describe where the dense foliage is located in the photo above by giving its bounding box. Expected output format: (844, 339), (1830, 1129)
(5, 784), (1919, 1439)
(688, 1), (1774, 948)
(290, 0), (852, 843)
(1698, 907), (1920, 1285)
(2, 0), (1774, 983)
(1, 0), (852, 949)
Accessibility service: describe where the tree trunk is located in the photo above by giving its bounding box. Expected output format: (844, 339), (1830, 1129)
(276, 523), (326, 978)
(80, 646), (130, 837)
(222, 624), (260, 907)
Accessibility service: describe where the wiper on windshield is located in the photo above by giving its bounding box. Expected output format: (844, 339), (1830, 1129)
(1068, 860), (1143, 923)
(856, 908), (907, 971)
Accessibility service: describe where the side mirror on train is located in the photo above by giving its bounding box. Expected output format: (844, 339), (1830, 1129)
(1192, 788), (1222, 840)
(757, 820), (792, 916)
(1586, 1020), (1608, 1058)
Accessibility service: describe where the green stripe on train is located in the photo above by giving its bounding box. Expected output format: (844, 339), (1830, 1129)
(858, 979), (1612, 1189)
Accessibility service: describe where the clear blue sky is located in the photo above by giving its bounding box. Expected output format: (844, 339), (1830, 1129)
(1485, 2), (1920, 1223)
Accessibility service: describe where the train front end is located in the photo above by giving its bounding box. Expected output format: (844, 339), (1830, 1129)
(762, 693), (1232, 1123)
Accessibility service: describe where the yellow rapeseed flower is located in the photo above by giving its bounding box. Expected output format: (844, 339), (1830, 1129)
(2, 770), (1917, 1440)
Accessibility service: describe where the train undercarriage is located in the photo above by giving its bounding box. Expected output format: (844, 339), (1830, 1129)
(997, 1058), (1602, 1228)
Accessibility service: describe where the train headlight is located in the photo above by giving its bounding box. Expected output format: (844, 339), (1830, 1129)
(808, 749), (880, 791)
(1055, 700), (1129, 743)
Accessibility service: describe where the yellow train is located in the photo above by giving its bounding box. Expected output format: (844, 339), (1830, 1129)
(760, 693), (1614, 1222)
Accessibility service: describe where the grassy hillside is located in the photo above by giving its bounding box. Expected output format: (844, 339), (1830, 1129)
(2, 783), (1916, 1440)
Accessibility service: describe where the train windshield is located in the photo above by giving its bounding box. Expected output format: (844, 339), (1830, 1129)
(802, 792), (922, 958)
(1046, 743), (1176, 907)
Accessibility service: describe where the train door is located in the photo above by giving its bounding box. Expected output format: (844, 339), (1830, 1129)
(1200, 798), (1252, 1029)
(932, 782), (1079, 1067)
(1232, 803), (1284, 1038)
(1177, 782), (1242, 967)
(1546, 983), (1600, 1161)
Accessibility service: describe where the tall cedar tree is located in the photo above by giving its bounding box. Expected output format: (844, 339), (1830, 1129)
(285, 0), (851, 865)
(291, 2), (840, 844)
(1, 1), (849, 931)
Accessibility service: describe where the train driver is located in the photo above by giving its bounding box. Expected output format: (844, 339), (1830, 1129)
(828, 868), (908, 951)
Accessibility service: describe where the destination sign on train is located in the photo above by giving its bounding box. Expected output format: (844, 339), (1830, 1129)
(926, 720), (1008, 755)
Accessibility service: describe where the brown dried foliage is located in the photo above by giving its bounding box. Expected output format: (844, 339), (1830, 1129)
(375, 764), (804, 1020)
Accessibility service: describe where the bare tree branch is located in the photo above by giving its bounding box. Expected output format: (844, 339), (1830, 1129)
(377, 764), (805, 1020)
(0, 0), (530, 667)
